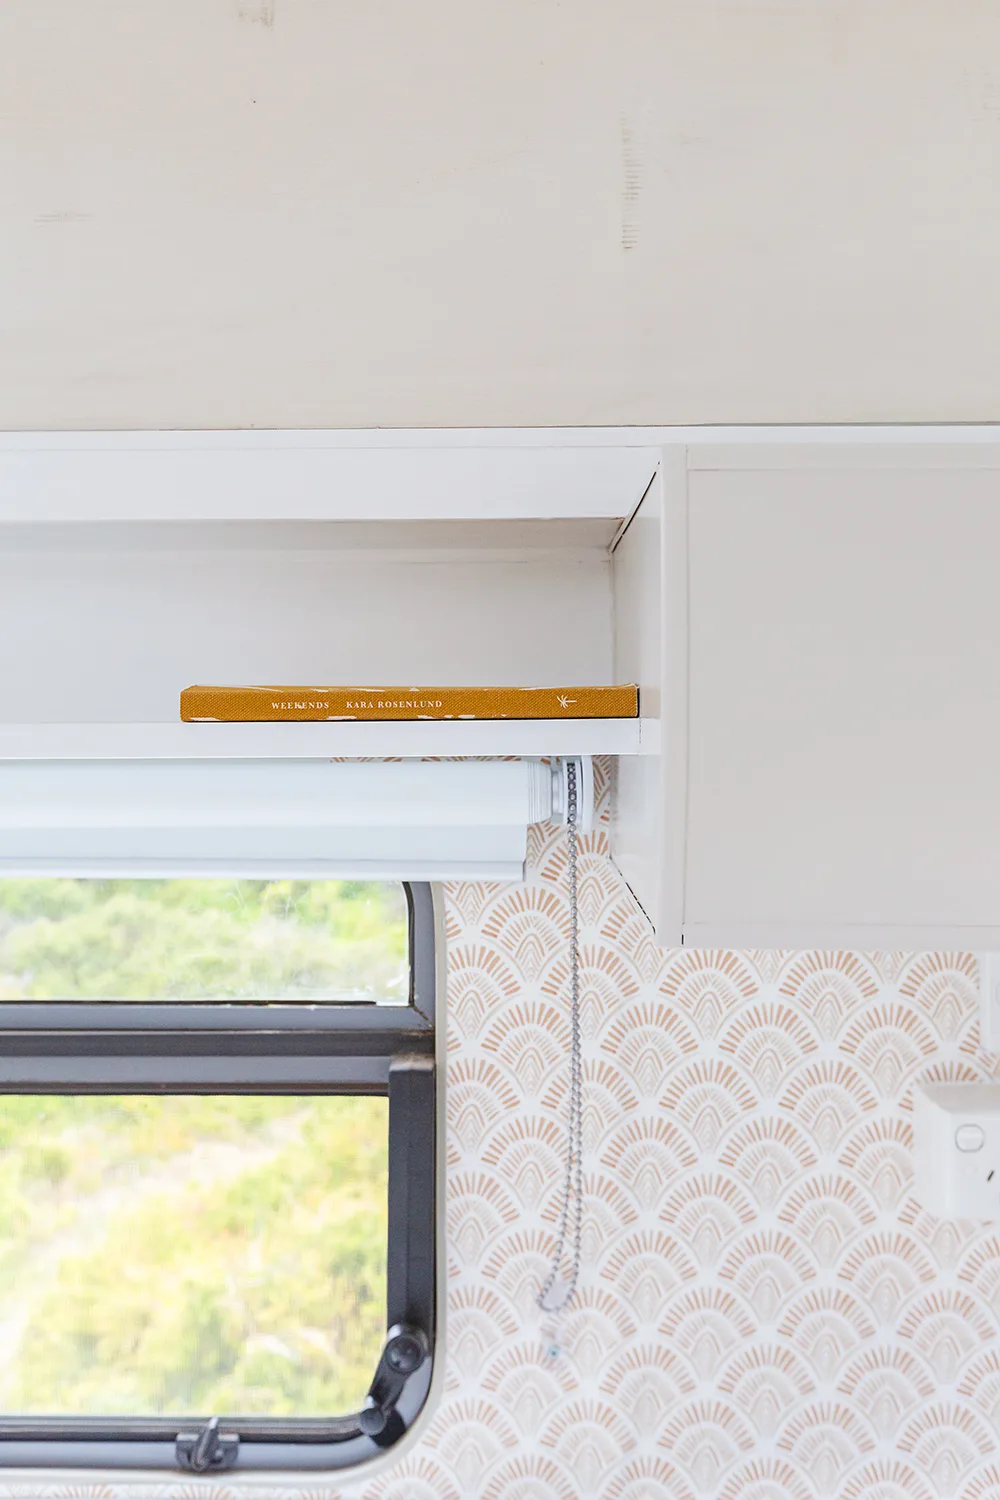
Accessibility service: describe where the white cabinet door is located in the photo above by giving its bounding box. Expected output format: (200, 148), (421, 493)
(614, 443), (1000, 949)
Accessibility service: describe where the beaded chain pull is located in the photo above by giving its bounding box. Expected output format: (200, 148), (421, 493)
(536, 759), (584, 1340)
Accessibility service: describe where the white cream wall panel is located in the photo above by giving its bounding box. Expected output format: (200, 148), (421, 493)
(2, 1), (1000, 429)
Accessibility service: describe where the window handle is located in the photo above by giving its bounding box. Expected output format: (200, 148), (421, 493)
(175, 1415), (240, 1473)
(357, 1324), (430, 1440)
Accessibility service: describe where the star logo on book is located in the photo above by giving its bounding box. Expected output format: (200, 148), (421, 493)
(556, 695), (577, 710)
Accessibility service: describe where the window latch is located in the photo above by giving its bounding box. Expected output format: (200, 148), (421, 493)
(175, 1416), (240, 1473)
(358, 1323), (430, 1441)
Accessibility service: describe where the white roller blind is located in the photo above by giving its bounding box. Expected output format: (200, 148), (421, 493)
(0, 759), (556, 879)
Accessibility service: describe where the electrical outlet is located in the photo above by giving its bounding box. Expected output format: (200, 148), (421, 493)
(914, 1081), (1000, 1219)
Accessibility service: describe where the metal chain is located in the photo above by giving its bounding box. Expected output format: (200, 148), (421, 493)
(536, 757), (584, 1317)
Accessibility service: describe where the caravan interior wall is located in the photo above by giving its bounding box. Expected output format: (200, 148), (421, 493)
(2, 764), (989, 1499)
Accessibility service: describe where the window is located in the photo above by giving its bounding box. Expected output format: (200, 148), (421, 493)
(0, 879), (436, 1475)
(0, 877), (411, 1004)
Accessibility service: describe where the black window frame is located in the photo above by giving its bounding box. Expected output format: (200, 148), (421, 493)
(0, 880), (437, 1476)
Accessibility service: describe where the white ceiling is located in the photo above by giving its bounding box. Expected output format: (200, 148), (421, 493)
(2, 0), (997, 429)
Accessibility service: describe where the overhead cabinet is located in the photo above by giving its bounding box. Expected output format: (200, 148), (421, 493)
(7, 426), (1000, 938)
(612, 442), (1000, 950)
(0, 433), (656, 759)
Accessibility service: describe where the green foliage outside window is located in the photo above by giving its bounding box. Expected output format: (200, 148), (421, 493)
(0, 880), (400, 1419)
(0, 878), (408, 1001)
(0, 1095), (388, 1418)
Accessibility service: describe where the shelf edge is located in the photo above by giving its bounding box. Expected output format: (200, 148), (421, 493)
(0, 720), (646, 759)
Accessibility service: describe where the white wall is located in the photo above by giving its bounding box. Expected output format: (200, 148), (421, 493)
(2, 0), (998, 429)
(0, 523), (613, 721)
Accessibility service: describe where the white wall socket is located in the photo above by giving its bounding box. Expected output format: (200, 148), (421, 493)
(914, 1081), (1000, 1219)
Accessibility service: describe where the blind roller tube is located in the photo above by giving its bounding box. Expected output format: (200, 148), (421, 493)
(0, 759), (560, 879)
(0, 760), (555, 829)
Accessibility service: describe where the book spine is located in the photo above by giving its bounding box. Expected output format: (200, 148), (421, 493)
(180, 685), (639, 722)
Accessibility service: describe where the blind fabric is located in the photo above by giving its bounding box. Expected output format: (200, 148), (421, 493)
(0, 758), (558, 879)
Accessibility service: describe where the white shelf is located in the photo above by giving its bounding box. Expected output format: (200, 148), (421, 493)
(0, 431), (659, 525)
(0, 719), (650, 760)
(7, 426), (1000, 527)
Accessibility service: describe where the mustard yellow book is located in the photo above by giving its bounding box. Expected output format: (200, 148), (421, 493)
(181, 684), (639, 722)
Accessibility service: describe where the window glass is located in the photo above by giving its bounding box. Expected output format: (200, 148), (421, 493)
(0, 1094), (388, 1418)
(0, 879), (409, 1002)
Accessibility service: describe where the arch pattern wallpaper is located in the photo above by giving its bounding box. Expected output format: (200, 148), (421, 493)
(3, 760), (1000, 1498)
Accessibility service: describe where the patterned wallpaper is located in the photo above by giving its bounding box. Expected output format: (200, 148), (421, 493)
(4, 760), (1000, 1498)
